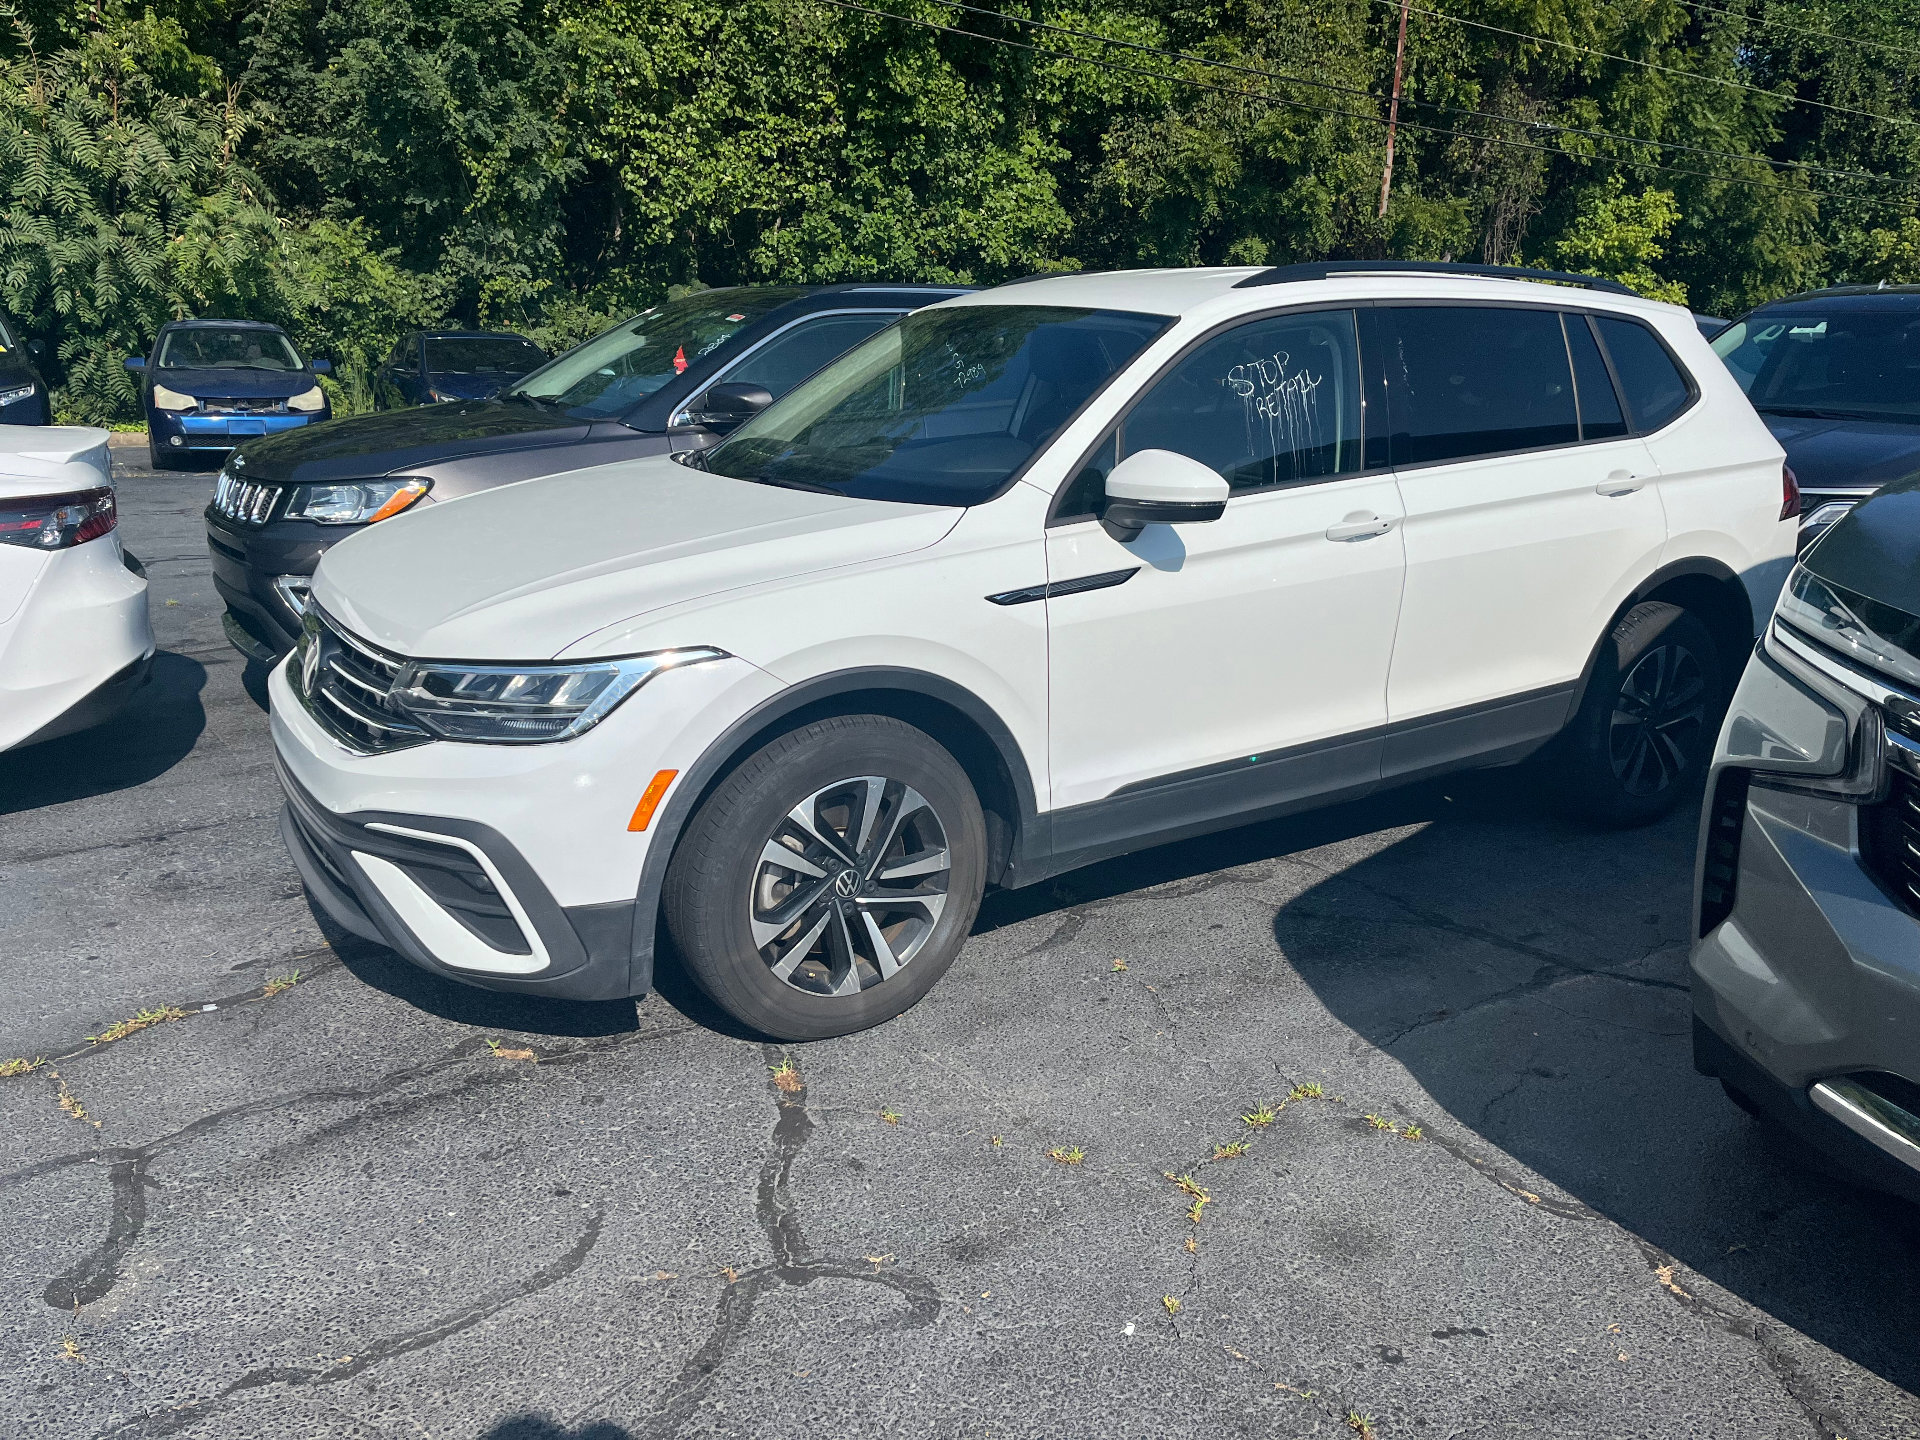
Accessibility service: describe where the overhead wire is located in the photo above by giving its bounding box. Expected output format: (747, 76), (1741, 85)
(1674, 0), (1920, 67)
(913, 0), (1919, 189)
(814, 0), (1920, 212)
(1377, 0), (1920, 130)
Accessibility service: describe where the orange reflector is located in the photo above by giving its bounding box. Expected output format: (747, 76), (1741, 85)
(367, 479), (431, 524)
(627, 770), (678, 832)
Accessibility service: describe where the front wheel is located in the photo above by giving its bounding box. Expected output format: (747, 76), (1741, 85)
(1559, 601), (1724, 827)
(663, 715), (988, 1040)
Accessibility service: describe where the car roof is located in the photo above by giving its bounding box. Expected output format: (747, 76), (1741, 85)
(416, 330), (540, 340)
(940, 265), (1688, 324)
(161, 317), (290, 332)
(1751, 284), (1920, 305)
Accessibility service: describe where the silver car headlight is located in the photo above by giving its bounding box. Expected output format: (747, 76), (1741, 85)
(287, 384), (327, 413)
(151, 383), (196, 411)
(388, 648), (727, 743)
(283, 477), (430, 524)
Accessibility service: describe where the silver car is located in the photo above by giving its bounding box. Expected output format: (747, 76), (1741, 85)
(1693, 476), (1920, 1201)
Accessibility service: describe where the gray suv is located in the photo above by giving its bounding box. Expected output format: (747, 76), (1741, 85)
(1693, 477), (1920, 1202)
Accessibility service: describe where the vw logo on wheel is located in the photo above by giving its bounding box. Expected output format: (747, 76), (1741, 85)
(833, 868), (860, 898)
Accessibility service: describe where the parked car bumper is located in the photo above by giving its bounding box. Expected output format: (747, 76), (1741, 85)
(151, 408), (325, 453)
(0, 534), (154, 750)
(267, 649), (782, 999)
(1691, 628), (1920, 1203)
(207, 509), (351, 658)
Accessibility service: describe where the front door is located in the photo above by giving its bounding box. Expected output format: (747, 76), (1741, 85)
(1041, 308), (1407, 855)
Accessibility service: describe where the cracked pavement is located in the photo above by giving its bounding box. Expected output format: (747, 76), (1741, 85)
(2, 443), (1918, 1439)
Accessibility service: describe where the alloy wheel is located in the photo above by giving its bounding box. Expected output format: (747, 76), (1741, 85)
(1608, 641), (1708, 796)
(749, 775), (953, 997)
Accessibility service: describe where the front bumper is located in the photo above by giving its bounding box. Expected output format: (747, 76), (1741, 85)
(268, 649), (784, 1000)
(1691, 629), (1920, 1203)
(151, 407), (323, 453)
(206, 511), (347, 657)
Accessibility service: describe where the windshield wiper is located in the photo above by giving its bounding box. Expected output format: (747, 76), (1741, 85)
(740, 472), (840, 494)
(1757, 404), (1895, 422)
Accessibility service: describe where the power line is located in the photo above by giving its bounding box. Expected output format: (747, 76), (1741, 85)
(1677, 0), (1920, 67)
(1380, 0), (1920, 130)
(915, 0), (1918, 190)
(817, 0), (1920, 213)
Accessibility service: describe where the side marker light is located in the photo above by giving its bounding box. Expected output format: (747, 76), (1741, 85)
(628, 770), (679, 832)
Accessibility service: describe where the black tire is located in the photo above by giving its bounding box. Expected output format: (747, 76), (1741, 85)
(147, 443), (173, 471)
(1721, 1078), (1763, 1119)
(1559, 601), (1724, 827)
(663, 715), (988, 1041)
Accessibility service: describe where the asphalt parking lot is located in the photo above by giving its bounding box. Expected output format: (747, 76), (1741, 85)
(4, 442), (1919, 1440)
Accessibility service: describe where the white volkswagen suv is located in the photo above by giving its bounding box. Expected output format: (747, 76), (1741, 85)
(272, 263), (1795, 1038)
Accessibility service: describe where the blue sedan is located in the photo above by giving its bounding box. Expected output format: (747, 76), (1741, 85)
(126, 319), (333, 469)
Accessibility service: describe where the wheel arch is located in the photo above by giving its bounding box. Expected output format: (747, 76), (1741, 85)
(627, 667), (1041, 994)
(1569, 557), (1755, 716)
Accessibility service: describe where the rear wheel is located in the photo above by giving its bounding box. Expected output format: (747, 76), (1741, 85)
(1560, 601), (1724, 827)
(147, 442), (174, 471)
(663, 715), (988, 1040)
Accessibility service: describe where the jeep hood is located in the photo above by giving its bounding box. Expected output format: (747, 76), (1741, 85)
(312, 454), (960, 659)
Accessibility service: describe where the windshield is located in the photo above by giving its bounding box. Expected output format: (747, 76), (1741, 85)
(700, 305), (1169, 506)
(1713, 301), (1920, 423)
(158, 327), (303, 371)
(509, 288), (805, 419)
(0, 315), (15, 352)
(427, 335), (546, 375)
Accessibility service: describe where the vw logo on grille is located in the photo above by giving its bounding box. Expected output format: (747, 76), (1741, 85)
(833, 869), (859, 898)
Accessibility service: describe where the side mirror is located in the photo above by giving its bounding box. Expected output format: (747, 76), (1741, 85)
(26, 338), (44, 360)
(1101, 449), (1229, 541)
(311, 358), (333, 375)
(123, 356), (147, 372)
(689, 381), (773, 432)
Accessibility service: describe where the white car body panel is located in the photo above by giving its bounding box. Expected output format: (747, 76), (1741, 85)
(0, 425), (153, 751)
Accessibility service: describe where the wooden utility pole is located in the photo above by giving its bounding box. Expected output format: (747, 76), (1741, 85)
(1378, 0), (1412, 218)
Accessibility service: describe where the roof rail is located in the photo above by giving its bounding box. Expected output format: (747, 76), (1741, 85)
(993, 268), (1085, 288)
(1234, 260), (1637, 296)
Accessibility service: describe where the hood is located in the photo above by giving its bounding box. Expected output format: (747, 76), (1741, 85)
(312, 454), (961, 659)
(154, 367), (316, 401)
(1801, 476), (1920, 621)
(234, 397), (587, 484)
(1760, 412), (1920, 495)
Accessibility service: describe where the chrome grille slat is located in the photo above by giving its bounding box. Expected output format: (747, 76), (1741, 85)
(212, 474), (283, 526)
(325, 656), (389, 699)
(293, 608), (430, 754)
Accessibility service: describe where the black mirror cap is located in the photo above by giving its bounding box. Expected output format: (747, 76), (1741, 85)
(1099, 494), (1226, 541)
(26, 338), (44, 360)
(690, 381), (774, 432)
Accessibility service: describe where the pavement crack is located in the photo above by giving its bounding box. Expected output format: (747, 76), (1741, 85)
(1, 810), (281, 866)
(44, 1155), (151, 1311)
(94, 1211), (605, 1438)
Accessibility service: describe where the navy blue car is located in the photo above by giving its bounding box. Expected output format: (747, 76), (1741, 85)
(0, 310), (50, 424)
(372, 330), (547, 409)
(1712, 285), (1920, 548)
(126, 319), (333, 468)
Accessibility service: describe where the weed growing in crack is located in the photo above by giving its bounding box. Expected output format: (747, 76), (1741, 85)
(1364, 1114), (1396, 1132)
(769, 1057), (802, 1093)
(1401, 1124), (1425, 1142)
(1162, 1295), (1181, 1315)
(1110, 958), (1129, 972)
(880, 1108), (902, 1125)
(0, 1056), (44, 1078)
(1047, 1145), (1085, 1165)
(87, 1006), (187, 1045)
(484, 1039), (537, 1061)
(990, 1135), (1003, 1147)
(1346, 1411), (1378, 1439)
(1241, 1101), (1280, 1128)
(1184, 1236), (1197, 1254)
(1289, 1081), (1326, 1100)
(262, 971), (300, 997)
(51, 1072), (99, 1130)
(59, 1337), (84, 1362)
(1276, 1382), (1317, 1399)
(1213, 1140), (1250, 1159)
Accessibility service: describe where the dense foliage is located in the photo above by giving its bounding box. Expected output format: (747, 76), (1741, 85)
(3, 0), (1918, 418)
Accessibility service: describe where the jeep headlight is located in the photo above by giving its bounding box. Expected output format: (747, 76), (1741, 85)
(287, 384), (327, 413)
(389, 648), (727, 743)
(283, 477), (430, 524)
(151, 384), (196, 411)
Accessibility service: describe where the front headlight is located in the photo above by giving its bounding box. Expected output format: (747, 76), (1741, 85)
(1777, 563), (1920, 693)
(389, 648), (727, 743)
(283, 477), (430, 525)
(287, 385), (326, 413)
(151, 384), (196, 411)
(0, 383), (35, 407)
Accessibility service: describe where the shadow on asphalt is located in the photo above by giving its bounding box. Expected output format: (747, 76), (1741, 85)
(0, 649), (206, 814)
(1269, 769), (1920, 1401)
(480, 1417), (634, 1438)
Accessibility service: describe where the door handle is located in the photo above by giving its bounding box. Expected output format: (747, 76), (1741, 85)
(1325, 512), (1393, 541)
(1597, 471), (1644, 497)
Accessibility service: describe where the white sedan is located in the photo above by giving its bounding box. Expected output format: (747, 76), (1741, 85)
(0, 426), (154, 750)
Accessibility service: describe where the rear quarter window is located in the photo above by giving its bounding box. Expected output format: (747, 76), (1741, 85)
(1594, 316), (1694, 433)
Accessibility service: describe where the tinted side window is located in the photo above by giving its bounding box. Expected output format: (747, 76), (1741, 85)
(1594, 316), (1691, 432)
(1566, 315), (1628, 440)
(1121, 309), (1363, 495)
(1387, 307), (1577, 465)
(722, 314), (899, 399)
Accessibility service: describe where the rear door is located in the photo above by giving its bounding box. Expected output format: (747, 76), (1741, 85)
(1382, 304), (1665, 777)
